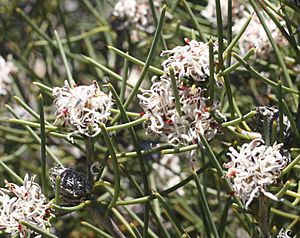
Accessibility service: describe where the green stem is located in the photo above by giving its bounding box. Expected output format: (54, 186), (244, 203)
(169, 67), (183, 116)
(19, 220), (58, 238)
(81, 221), (114, 238)
(38, 94), (47, 197)
(99, 124), (121, 216)
(193, 172), (220, 238)
(221, 111), (256, 127)
(107, 46), (164, 75)
(208, 39), (215, 106)
(155, 192), (186, 237)
(15, 96), (51, 125)
(249, 0), (298, 107)
(181, 0), (206, 42)
(215, 0), (224, 70)
(258, 196), (270, 238)
(217, 197), (233, 237)
(277, 80), (284, 143)
(281, 154), (300, 177)
(54, 30), (75, 87)
(131, 223), (143, 238)
(149, 0), (168, 50)
(5, 105), (62, 166)
(55, 175), (61, 205)
(223, 14), (253, 58)
(0, 160), (23, 184)
(231, 53), (298, 95)
(120, 56), (129, 103)
(85, 137), (94, 184)
(109, 84), (151, 237)
(219, 48), (255, 76)
(112, 5), (166, 125)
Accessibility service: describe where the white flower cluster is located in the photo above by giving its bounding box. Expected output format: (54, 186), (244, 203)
(152, 154), (185, 195)
(112, 0), (161, 34)
(0, 174), (52, 238)
(138, 40), (222, 145)
(138, 75), (218, 145)
(225, 138), (290, 208)
(277, 229), (294, 238)
(201, 0), (247, 26)
(161, 39), (218, 82)
(53, 81), (113, 137)
(0, 55), (16, 96)
(202, 1), (288, 59)
(233, 13), (288, 58)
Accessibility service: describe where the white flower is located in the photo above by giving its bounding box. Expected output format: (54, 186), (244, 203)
(0, 174), (52, 238)
(112, 0), (161, 33)
(201, 0), (248, 26)
(277, 229), (294, 238)
(233, 13), (288, 58)
(53, 81), (113, 137)
(201, 0), (229, 25)
(138, 75), (220, 145)
(0, 55), (16, 96)
(161, 39), (218, 82)
(225, 138), (290, 208)
(152, 154), (185, 195)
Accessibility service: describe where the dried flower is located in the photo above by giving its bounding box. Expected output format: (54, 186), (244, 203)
(49, 165), (91, 204)
(233, 13), (288, 59)
(0, 55), (16, 96)
(0, 174), (52, 238)
(277, 229), (294, 238)
(138, 75), (221, 145)
(225, 138), (290, 208)
(112, 0), (161, 34)
(52, 81), (113, 137)
(161, 39), (218, 83)
(255, 106), (291, 140)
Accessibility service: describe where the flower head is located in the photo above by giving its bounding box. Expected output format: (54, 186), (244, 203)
(161, 39), (218, 83)
(201, 0), (248, 26)
(277, 229), (294, 238)
(225, 138), (290, 208)
(233, 13), (288, 58)
(49, 165), (91, 204)
(112, 0), (161, 34)
(53, 81), (113, 137)
(0, 55), (16, 96)
(0, 174), (52, 238)
(138, 75), (221, 145)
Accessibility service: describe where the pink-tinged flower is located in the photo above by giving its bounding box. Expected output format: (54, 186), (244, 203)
(161, 39), (218, 83)
(233, 13), (288, 59)
(0, 55), (16, 96)
(112, 0), (161, 34)
(138, 75), (222, 145)
(0, 174), (52, 238)
(277, 229), (294, 238)
(225, 138), (290, 208)
(53, 81), (113, 137)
